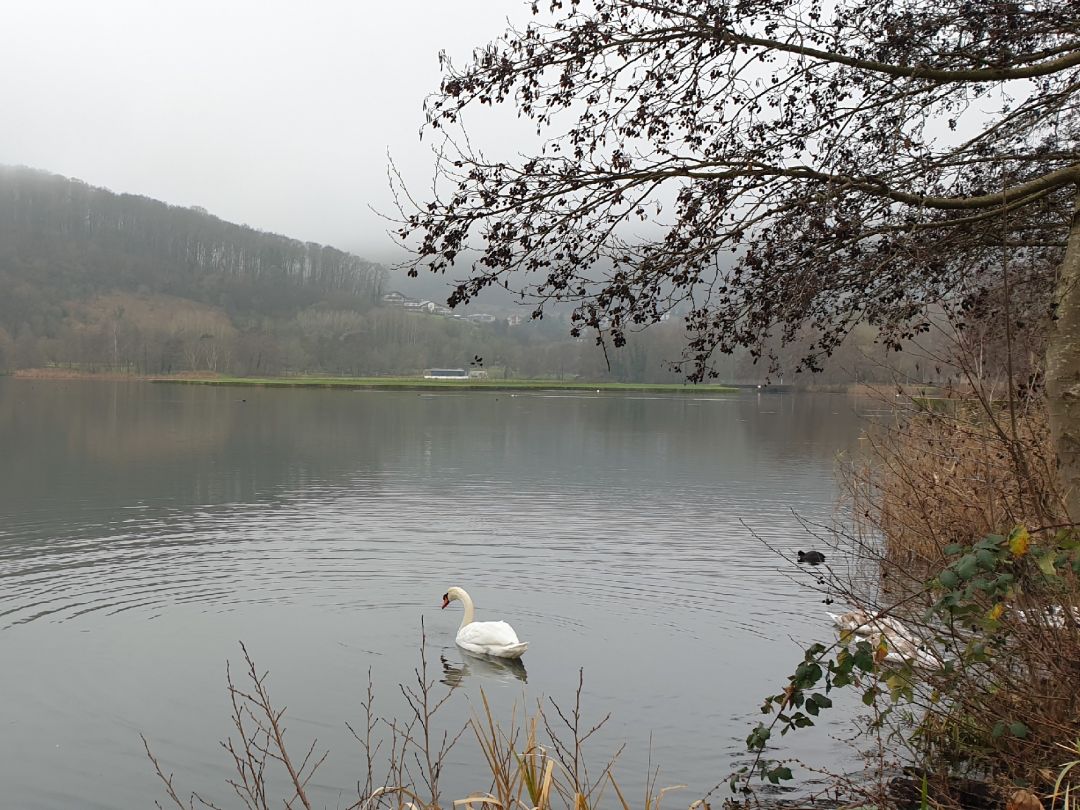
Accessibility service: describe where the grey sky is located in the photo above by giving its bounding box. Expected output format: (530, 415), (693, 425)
(0, 0), (526, 262)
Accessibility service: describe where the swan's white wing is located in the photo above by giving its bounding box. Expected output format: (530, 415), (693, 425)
(829, 611), (867, 633)
(457, 620), (521, 648)
(879, 616), (914, 639)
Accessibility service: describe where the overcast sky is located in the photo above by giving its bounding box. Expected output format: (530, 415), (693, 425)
(0, 0), (529, 262)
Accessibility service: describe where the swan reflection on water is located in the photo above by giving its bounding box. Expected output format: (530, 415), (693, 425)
(440, 651), (528, 687)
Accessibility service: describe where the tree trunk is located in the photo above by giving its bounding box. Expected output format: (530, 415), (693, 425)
(1045, 190), (1080, 523)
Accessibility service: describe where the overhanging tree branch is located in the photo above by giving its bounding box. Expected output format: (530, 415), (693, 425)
(396, 0), (1077, 382)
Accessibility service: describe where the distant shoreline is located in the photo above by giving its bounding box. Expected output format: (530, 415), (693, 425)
(5, 369), (942, 396)
(7, 368), (741, 393)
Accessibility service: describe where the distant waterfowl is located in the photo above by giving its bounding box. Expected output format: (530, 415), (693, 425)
(797, 550), (826, 565)
(440, 587), (529, 659)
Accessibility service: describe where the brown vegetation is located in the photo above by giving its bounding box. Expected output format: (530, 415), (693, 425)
(144, 632), (691, 810)
(851, 397), (1063, 575)
(823, 340), (1080, 801)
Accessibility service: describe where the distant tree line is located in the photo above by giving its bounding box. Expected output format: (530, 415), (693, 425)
(0, 166), (936, 383)
(0, 166), (382, 374)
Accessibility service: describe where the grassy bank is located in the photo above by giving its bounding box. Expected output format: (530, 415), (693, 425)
(150, 374), (741, 393)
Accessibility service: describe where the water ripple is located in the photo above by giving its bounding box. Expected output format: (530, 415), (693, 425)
(0, 382), (874, 808)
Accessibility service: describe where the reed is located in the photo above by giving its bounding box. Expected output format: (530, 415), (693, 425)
(818, 327), (1080, 802)
(1053, 740), (1080, 810)
(144, 634), (695, 810)
(845, 395), (1063, 576)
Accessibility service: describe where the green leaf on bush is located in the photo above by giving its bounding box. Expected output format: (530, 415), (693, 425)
(956, 554), (980, 580)
(853, 646), (875, 672)
(886, 672), (915, 703)
(1057, 530), (1080, 550)
(766, 765), (793, 784)
(794, 661), (822, 686)
(746, 723), (771, 750)
(1009, 722), (1029, 738)
(939, 569), (959, 588)
(979, 534), (1006, 550)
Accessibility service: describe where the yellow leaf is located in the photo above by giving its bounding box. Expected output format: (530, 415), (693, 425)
(874, 638), (889, 664)
(1009, 526), (1031, 558)
(988, 603), (1004, 621)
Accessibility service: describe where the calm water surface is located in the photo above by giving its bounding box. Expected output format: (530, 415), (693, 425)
(0, 380), (875, 808)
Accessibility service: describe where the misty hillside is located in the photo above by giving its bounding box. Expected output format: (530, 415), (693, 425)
(0, 165), (385, 322)
(0, 166), (919, 384)
(0, 166), (627, 379)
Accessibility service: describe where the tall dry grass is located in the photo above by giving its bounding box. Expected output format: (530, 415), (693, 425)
(827, 326), (1080, 802)
(144, 632), (699, 810)
(849, 395), (1064, 578)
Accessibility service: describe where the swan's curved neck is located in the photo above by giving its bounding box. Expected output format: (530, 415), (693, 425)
(458, 591), (475, 629)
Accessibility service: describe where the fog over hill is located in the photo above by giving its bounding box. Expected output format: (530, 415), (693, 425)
(0, 165), (386, 303)
(0, 166), (922, 384)
(0, 167), (620, 379)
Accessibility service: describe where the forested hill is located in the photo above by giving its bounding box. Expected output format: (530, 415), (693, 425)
(0, 165), (385, 321)
(0, 165), (919, 384)
(0, 166), (400, 374)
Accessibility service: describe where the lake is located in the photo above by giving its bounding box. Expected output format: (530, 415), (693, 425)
(0, 379), (875, 808)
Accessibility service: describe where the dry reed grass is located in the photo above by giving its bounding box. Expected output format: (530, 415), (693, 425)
(144, 629), (699, 810)
(847, 393), (1064, 578)
(824, 327), (1080, 803)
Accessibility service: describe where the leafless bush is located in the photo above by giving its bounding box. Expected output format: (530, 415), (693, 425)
(145, 629), (692, 810)
(144, 640), (327, 810)
(847, 396), (1063, 581)
(813, 323), (1080, 802)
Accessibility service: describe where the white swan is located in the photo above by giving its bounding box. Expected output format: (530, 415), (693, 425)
(863, 629), (945, 670)
(828, 609), (913, 639)
(440, 587), (529, 659)
(828, 610), (945, 669)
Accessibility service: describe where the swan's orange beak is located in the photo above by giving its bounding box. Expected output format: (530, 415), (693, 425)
(441, 594), (450, 609)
